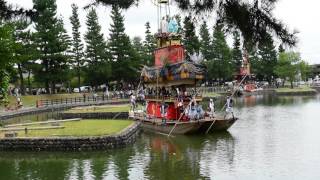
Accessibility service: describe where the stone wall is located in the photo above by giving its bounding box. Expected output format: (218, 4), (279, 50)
(0, 121), (141, 151)
(59, 112), (129, 120)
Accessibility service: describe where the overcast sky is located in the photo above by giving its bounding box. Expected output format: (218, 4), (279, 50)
(7, 0), (320, 64)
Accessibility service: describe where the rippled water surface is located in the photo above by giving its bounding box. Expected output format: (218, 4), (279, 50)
(1, 95), (320, 180)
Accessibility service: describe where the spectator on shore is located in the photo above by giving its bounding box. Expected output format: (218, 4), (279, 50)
(130, 93), (136, 111)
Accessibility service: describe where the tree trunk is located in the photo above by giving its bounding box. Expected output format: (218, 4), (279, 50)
(27, 70), (31, 94)
(77, 63), (81, 93)
(290, 81), (293, 89)
(51, 82), (55, 94)
(44, 59), (50, 94)
(17, 63), (26, 95)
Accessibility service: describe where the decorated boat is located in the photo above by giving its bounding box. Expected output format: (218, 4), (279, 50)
(234, 51), (259, 95)
(130, 0), (238, 135)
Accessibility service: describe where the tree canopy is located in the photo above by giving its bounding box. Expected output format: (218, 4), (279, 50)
(93, 0), (297, 47)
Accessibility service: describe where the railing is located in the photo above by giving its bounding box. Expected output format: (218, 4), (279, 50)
(36, 95), (126, 108)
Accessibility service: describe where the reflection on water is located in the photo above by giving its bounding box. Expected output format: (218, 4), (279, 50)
(1, 95), (320, 180)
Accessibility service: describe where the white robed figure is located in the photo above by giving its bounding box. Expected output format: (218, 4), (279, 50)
(209, 99), (215, 118)
(225, 96), (234, 118)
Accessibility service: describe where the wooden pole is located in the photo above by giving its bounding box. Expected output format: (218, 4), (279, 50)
(205, 73), (248, 134)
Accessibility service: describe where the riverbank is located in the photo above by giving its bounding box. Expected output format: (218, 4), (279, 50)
(0, 119), (133, 138)
(0, 119), (141, 151)
(275, 86), (317, 95)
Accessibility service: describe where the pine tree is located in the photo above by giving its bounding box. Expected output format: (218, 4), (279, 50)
(0, 24), (14, 104)
(70, 3), (84, 92)
(255, 33), (277, 81)
(108, 5), (138, 82)
(183, 15), (200, 56)
(13, 20), (37, 95)
(84, 8), (110, 87)
(210, 24), (232, 81)
(143, 22), (156, 66)
(278, 44), (285, 53)
(33, 0), (70, 94)
(133, 36), (145, 58)
(232, 30), (242, 70)
(199, 21), (211, 61)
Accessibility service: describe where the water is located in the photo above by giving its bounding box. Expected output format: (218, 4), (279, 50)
(1, 95), (320, 180)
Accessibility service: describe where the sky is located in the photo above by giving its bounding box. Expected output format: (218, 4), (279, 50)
(7, 0), (320, 64)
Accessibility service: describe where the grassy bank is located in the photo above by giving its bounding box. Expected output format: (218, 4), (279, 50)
(203, 92), (223, 98)
(66, 104), (131, 113)
(0, 119), (133, 138)
(275, 86), (317, 95)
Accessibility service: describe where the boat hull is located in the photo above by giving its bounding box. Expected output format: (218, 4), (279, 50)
(199, 117), (238, 133)
(140, 121), (203, 135)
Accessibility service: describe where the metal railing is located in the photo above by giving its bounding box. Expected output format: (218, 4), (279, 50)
(36, 95), (126, 108)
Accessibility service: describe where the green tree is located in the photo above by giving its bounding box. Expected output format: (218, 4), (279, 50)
(278, 44), (285, 53)
(133, 36), (145, 59)
(0, 24), (13, 104)
(183, 15), (200, 56)
(108, 5), (138, 82)
(70, 3), (84, 92)
(143, 22), (156, 66)
(12, 20), (37, 95)
(199, 21), (212, 61)
(232, 30), (242, 69)
(253, 33), (277, 81)
(209, 24), (232, 81)
(84, 8), (110, 87)
(95, 0), (297, 47)
(33, 0), (70, 94)
(274, 52), (306, 88)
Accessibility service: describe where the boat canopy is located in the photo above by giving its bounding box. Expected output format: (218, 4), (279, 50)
(141, 61), (206, 87)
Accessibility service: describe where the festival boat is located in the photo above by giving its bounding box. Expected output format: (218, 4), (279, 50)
(234, 52), (260, 95)
(130, 0), (238, 135)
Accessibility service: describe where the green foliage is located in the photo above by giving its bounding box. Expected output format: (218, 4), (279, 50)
(199, 21), (212, 61)
(95, 0), (297, 47)
(12, 19), (38, 95)
(143, 22), (156, 66)
(278, 44), (285, 53)
(84, 8), (110, 86)
(33, 0), (71, 93)
(207, 24), (233, 81)
(251, 33), (277, 81)
(0, 23), (14, 104)
(232, 30), (242, 69)
(70, 3), (84, 91)
(108, 5), (139, 82)
(274, 52), (309, 88)
(183, 15), (200, 56)
(133, 36), (145, 60)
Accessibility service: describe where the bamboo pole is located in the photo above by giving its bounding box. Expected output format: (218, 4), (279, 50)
(205, 74), (248, 134)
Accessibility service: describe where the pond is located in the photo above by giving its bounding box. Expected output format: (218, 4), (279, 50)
(0, 95), (320, 180)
